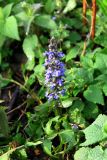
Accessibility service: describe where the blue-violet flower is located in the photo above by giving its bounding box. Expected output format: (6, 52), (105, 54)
(44, 37), (65, 100)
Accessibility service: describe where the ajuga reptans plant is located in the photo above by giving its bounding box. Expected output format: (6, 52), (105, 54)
(44, 37), (65, 101)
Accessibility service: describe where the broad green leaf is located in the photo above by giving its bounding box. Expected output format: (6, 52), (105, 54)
(94, 53), (107, 72)
(88, 146), (107, 160)
(81, 125), (103, 146)
(95, 74), (107, 83)
(68, 100), (85, 128)
(74, 146), (107, 160)
(81, 55), (94, 69)
(74, 147), (89, 160)
(43, 139), (52, 156)
(69, 31), (81, 43)
(69, 99), (84, 112)
(44, 116), (59, 136)
(59, 129), (76, 144)
(23, 35), (38, 60)
(23, 35), (38, 70)
(63, 0), (76, 14)
(84, 85), (104, 105)
(35, 102), (50, 115)
(81, 114), (107, 146)
(66, 47), (79, 62)
(3, 3), (13, 18)
(83, 101), (98, 119)
(4, 16), (20, 40)
(15, 11), (29, 22)
(35, 15), (57, 30)
(45, 0), (56, 13)
(95, 33), (107, 47)
(62, 17), (82, 29)
(97, 0), (107, 16)
(68, 67), (93, 89)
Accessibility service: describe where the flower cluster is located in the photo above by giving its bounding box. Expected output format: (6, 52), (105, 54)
(44, 37), (65, 100)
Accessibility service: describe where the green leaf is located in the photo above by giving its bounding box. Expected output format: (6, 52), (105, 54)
(23, 35), (38, 70)
(84, 85), (104, 105)
(97, 0), (107, 16)
(74, 147), (89, 160)
(15, 11), (29, 22)
(95, 33), (107, 47)
(45, 0), (56, 13)
(62, 98), (73, 108)
(0, 7), (5, 33)
(34, 64), (45, 84)
(81, 55), (94, 69)
(74, 146), (107, 160)
(0, 7), (4, 20)
(103, 83), (107, 96)
(0, 107), (9, 137)
(23, 35), (38, 60)
(94, 53), (107, 72)
(95, 74), (107, 83)
(63, 0), (76, 14)
(59, 129), (76, 144)
(43, 139), (52, 156)
(25, 59), (35, 70)
(69, 31), (81, 43)
(0, 74), (10, 88)
(66, 47), (79, 62)
(34, 64), (44, 75)
(81, 114), (107, 146)
(35, 15), (57, 30)
(70, 99), (84, 112)
(62, 17), (82, 29)
(4, 16), (20, 40)
(83, 101), (98, 119)
(13, 133), (25, 145)
(44, 116), (59, 136)
(68, 100), (85, 128)
(3, 3), (13, 18)
(35, 102), (50, 116)
(19, 149), (27, 159)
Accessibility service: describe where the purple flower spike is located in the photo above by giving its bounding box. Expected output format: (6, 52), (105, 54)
(44, 37), (65, 101)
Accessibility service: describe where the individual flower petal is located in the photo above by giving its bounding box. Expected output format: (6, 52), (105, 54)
(57, 52), (65, 58)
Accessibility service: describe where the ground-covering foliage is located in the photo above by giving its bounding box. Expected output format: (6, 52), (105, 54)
(1, 0), (107, 159)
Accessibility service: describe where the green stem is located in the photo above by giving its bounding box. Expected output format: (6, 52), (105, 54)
(2, 78), (42, 105)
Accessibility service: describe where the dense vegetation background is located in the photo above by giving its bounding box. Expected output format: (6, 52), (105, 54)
(1, 0), (107, 159)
